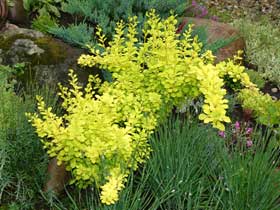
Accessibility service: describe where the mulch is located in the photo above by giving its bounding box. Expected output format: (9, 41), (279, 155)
(198, 0), (280, 23)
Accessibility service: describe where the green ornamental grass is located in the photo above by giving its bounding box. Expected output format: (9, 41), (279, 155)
(0, 65), (60, 209)
(36, 117), (280, 210)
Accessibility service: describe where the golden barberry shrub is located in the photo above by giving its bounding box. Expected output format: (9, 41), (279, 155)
(27, 10), (259, 205)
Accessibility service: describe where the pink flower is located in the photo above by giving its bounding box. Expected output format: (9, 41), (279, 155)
(200, 7), (208, 17)
(192, 0), (198, 6)
(218, 131), (226, 138)
(234, 121), (240, 130)
(246, 127), (253, 135)
(246, 140), (253, 148)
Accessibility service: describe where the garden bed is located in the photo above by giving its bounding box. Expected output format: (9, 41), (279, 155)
(0, 0), (279, 209)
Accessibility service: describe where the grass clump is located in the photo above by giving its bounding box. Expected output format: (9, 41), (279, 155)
(43, 117), (280, 210)
(145, 118), (224, 210)
(218, 128), (280, 210)
(0, 64), (60, 209)
(143, 119), (280, 210)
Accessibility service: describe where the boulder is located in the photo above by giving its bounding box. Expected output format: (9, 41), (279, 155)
(0, 25), (99, 88)
(179, 17), (245, 63)
(44, 158), (69, 194)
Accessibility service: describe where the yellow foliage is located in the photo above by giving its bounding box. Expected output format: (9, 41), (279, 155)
(238, 87), (280, 126)
(27, 10), (256, 204)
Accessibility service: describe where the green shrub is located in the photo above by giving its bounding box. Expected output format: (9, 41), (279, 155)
(24, 0), (66, 34)
(31, 14), (58, 34)
(61, 0), (188, 32)
(23, 0), (65, 18)
(49, 0), (235, 50)
(47, 0), (189, 47)
(245, 69), (266, 89)
(231, 18), (280, 84)
(238, 88), (280, 128)
(48, 22), (95, 47)
(148, 119), (280, 210)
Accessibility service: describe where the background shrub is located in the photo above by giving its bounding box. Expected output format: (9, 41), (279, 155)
(231, 17), (280, 85)
(46, 0), (189, 47)
(245, 69), (266, 89)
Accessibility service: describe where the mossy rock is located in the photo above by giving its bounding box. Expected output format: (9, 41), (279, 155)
(0, 27), (100, 88)
(33, 37), (68, 65)
(0, 31), (67, 65)
(0, 33), (33, 51)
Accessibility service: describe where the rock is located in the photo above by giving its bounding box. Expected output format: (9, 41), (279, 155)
(9, 39), (45, 58)
(272, 96), (278, 100)
(44, 158), (69, 194)
(0, 0), (8, 30)
(0, 22), (18, 33)
(0, 27), (99, 87)
(271, 87), (278, 93)
(179, 17), (246, 63)
(1, 27), (44, 39)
